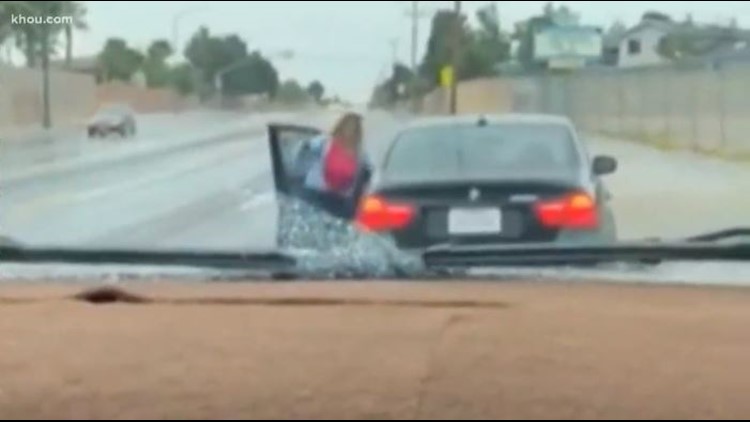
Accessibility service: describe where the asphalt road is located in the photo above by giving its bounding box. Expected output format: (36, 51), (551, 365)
(0, 110), (398, 252)
(2, 110), (748, 255)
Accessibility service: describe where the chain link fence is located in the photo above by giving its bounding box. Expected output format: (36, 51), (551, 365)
(507, 62), (750, 156)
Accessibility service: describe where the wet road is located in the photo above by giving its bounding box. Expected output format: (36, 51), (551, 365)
(1, 110), (748, 255)
(588, 135), (750, 241)
(1, 110), (400, 252)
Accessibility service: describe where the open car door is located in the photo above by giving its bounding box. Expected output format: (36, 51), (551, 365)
(267, 123), (373, 220)
(267, 124), (323, 196)
(267, 123), (419, 276)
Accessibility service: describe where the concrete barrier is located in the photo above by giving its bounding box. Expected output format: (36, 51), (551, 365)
(418, 64), (750, 159)
(0, 65), (96, 130)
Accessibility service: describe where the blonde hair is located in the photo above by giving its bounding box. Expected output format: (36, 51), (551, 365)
(331, 113), (363, 152)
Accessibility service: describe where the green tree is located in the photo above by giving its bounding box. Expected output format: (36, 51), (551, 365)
(185, 28), (246, 83)
(185, 28), (257, 96)
(185, 28), (280, 98)
(221, 51), (279, 97)
(170, 62), (196, 95)
(420, 10), (469, 85)
(658, 24), (745, 60)
(653, 12), (746, 61)
(0, 3), (11, 51)
(275, 79), (309, 104)
(142, 39), (173, 88)
(369, 62), (416, 108)
(98, 37), (144, 82)
(5, 1), (65, 68)
(60, 1), (87, 68)
(306, 80), (325, 103)
(147, 39), (172, 62)
(465, 3), (510, 78)
(420, 4), (511, 86)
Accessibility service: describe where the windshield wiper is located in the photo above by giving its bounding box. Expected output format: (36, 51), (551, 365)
(685, 227), (750, 243)
(424, 240), (750, 269)
(0, 244), (297, 272)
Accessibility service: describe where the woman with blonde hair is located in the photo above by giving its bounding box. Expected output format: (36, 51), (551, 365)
(291, 112), (373, 220)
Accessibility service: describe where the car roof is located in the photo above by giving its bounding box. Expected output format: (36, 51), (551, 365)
(402, 114), (575, 131)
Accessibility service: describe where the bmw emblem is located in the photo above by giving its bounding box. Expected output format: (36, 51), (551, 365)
(469, 188), (481, 202)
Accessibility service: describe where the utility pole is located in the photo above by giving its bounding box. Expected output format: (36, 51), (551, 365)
(449, 0), (462, 115)
(409, 1), (419, 113)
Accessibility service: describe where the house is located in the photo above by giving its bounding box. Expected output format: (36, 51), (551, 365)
(617, 18), (675, 68)
(612, 15), (750, 68)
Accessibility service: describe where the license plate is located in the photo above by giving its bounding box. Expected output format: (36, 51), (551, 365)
(448, 208), (502, 235)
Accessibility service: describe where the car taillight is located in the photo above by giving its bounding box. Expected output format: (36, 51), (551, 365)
(356, 195), (416, 232)
(534, 192), (599, 230)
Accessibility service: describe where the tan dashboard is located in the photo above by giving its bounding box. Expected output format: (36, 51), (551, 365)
(1, 281), (749, 419)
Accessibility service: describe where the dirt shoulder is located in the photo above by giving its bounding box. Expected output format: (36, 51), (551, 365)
(1, 281), (749, 419)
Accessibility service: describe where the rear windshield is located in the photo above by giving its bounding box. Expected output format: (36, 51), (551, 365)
(98, 106), (130, 116)
(384, 123), (580, 180)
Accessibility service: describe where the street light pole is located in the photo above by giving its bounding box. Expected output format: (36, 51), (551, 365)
(449, 0), (462, 115)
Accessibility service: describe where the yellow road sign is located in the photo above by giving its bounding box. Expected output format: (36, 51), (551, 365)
(440, 66), (454, 88)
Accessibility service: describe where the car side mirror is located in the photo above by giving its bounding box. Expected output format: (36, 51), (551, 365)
(592, 155), (618, 176)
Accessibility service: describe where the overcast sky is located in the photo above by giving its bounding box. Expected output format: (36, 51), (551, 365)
(60, 1), (750, 101)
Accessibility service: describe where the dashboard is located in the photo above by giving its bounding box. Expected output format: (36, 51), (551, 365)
(1, 281), (749, 419)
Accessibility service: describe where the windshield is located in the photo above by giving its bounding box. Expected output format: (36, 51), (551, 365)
(1, 1), (749, 277)
(385, 123), (580, 181)
(5, 2), (750, 420)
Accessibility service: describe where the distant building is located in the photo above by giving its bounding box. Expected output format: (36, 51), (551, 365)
(533, 25), (604, 70)
(616, 19), (674, 68)
(611, 15), (750, 68)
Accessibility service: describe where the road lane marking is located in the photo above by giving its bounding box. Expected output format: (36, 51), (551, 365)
(7, 144), (254, 227)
